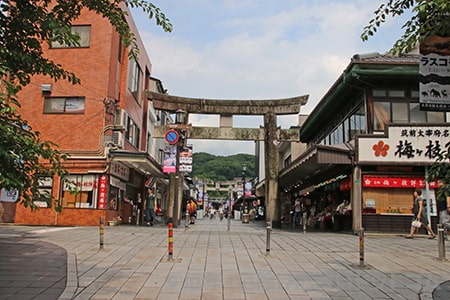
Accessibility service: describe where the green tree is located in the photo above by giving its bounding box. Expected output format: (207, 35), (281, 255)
(0, 1), (172, 210)
(361, 0), (450, 54)
(191, 153), (256, 182)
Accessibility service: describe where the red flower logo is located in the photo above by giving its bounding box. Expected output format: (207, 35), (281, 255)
(372, 140), (389, 157)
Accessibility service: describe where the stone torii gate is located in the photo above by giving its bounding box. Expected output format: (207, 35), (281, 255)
(147, 91), (308, 228)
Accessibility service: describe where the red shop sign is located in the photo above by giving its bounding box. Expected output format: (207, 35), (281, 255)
(363, 176), (437, 188)
(98, 175), (108, 209)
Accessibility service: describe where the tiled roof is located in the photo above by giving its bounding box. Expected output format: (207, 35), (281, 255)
(351, 52), (419, 64)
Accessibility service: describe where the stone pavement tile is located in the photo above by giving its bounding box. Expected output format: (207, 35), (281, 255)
(223, 286), (245, 299)
(201, 292), (224, 300)
(179, 286), (202, 299)
(342, 290), (371, 299)
(134, 287), (159, 300)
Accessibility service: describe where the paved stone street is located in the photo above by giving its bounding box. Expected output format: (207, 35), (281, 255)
(0, 217), (449, 299)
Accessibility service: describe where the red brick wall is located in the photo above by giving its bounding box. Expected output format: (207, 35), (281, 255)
(15, 204), (119, 226)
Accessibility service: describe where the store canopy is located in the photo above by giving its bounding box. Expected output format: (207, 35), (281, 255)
(109, 150), (165, 178)
(279, 144), (352, 193)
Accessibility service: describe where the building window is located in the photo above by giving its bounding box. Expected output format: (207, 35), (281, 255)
(126, 116), (140, 148)
(61, 175), (99, 208)
(51, 25), (91, 48)
(284, 155), (291, 168)
(128, 56), (143, 104)
(373, 101), (391, 131)
(44, 97), (85, 114)
(33, 176), (53, 208)
(372, 89), (446, 131)
(349, 106), (366, 139)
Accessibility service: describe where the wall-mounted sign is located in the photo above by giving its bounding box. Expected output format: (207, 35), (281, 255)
(363, 176), (438, 188)
(420, 35), (450, 111)
(357, 125), (450, 163)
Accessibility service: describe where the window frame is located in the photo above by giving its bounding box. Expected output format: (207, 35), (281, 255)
(51, 25), (91, 48)
(44, 96), (85, 114)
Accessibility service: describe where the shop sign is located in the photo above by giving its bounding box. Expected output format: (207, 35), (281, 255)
(98, 175), (108, 209)
(363, 176), (438, 188)
(339, 179), (351, 191)
(0, 189), (18, 202)
(419, 35), (450, 111)
(110, 161), (129, 181)
(358, 125), (450, 163)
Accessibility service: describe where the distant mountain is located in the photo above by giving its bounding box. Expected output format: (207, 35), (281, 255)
(191, 152), (256, 182)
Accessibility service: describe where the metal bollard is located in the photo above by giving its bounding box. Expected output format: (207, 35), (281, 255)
(185, 206), (189, 229)
(227, 212), (231, 232)
(168, 223), (173, 261)
(266, 221), (272, 256)
(136, 208), (140, 226)
(359, 227), (365, 267)
(302, 213), (307, 234)
(437, 224), (446, 261)
(99, 217), (104, 249)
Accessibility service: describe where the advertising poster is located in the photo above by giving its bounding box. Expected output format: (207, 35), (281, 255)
(163, 144), (177, 173)
(179, 144), (193, 173)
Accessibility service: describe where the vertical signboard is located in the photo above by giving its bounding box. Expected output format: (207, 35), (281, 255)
(179, 144), (193, 173)
(163, 144), (177, 173)
(420, 35), (450, 111)
(98, 175), (108, 209)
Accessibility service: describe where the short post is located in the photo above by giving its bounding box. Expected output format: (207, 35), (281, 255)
(227, 211), (231, 232)
(136, 208), (140, 226)
(302, 213), (307, 234)
(266, 221), (272, 256)
(359, 227), (365, 267)
(437, 224), (446, 260)
(99, 217), (104, 249)
(168, 223), (173, 261)
(185, 204), (189, 229)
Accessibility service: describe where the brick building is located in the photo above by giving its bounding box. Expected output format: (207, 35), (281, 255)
(8, 5), (167, 226)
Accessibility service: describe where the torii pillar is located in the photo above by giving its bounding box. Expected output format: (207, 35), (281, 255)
(147, 91), (308, 228)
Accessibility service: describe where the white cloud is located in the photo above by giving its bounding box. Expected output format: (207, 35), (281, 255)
(134, 0), (412, 155)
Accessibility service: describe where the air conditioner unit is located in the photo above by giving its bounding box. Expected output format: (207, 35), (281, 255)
(114, 109), (128, 130)
(112, 131), (125, 148)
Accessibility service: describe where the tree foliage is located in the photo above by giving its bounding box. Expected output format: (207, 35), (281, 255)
(361, 0), (450, 54)
(191, 153), (256, 182)
(0, 1), (172, 210)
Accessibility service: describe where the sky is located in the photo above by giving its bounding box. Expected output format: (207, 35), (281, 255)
(130, 0), (412, 156)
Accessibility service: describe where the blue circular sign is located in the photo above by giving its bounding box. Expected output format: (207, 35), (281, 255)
(165, 129), (179, 144)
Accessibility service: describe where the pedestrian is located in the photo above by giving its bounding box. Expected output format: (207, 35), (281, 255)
(293, 198), (301, 227)
(406, 189), (436, 239)
(218, 204), (224, 221)
(436, 179), (450, 239)
(145, 187), (156, 226)
(189, 199), (197, 224)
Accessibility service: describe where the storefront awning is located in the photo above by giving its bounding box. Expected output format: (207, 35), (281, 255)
(279, 144), (352, 192)
(109, 150), (165, 178)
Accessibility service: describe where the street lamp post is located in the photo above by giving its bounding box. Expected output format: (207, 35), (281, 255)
(242, 163), (247, 216)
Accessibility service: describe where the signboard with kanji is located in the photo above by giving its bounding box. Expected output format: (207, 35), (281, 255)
(357, 125), (450, 163)
(420, 35), (450, 111)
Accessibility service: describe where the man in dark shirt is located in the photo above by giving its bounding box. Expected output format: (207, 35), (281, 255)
(145, 188), (156, 226)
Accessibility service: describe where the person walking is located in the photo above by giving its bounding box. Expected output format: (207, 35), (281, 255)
(293, 198), (301, 227)
(145, 187), (156, 226)
(436, 179), (450, 239)
(406, 189), (436, 239)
